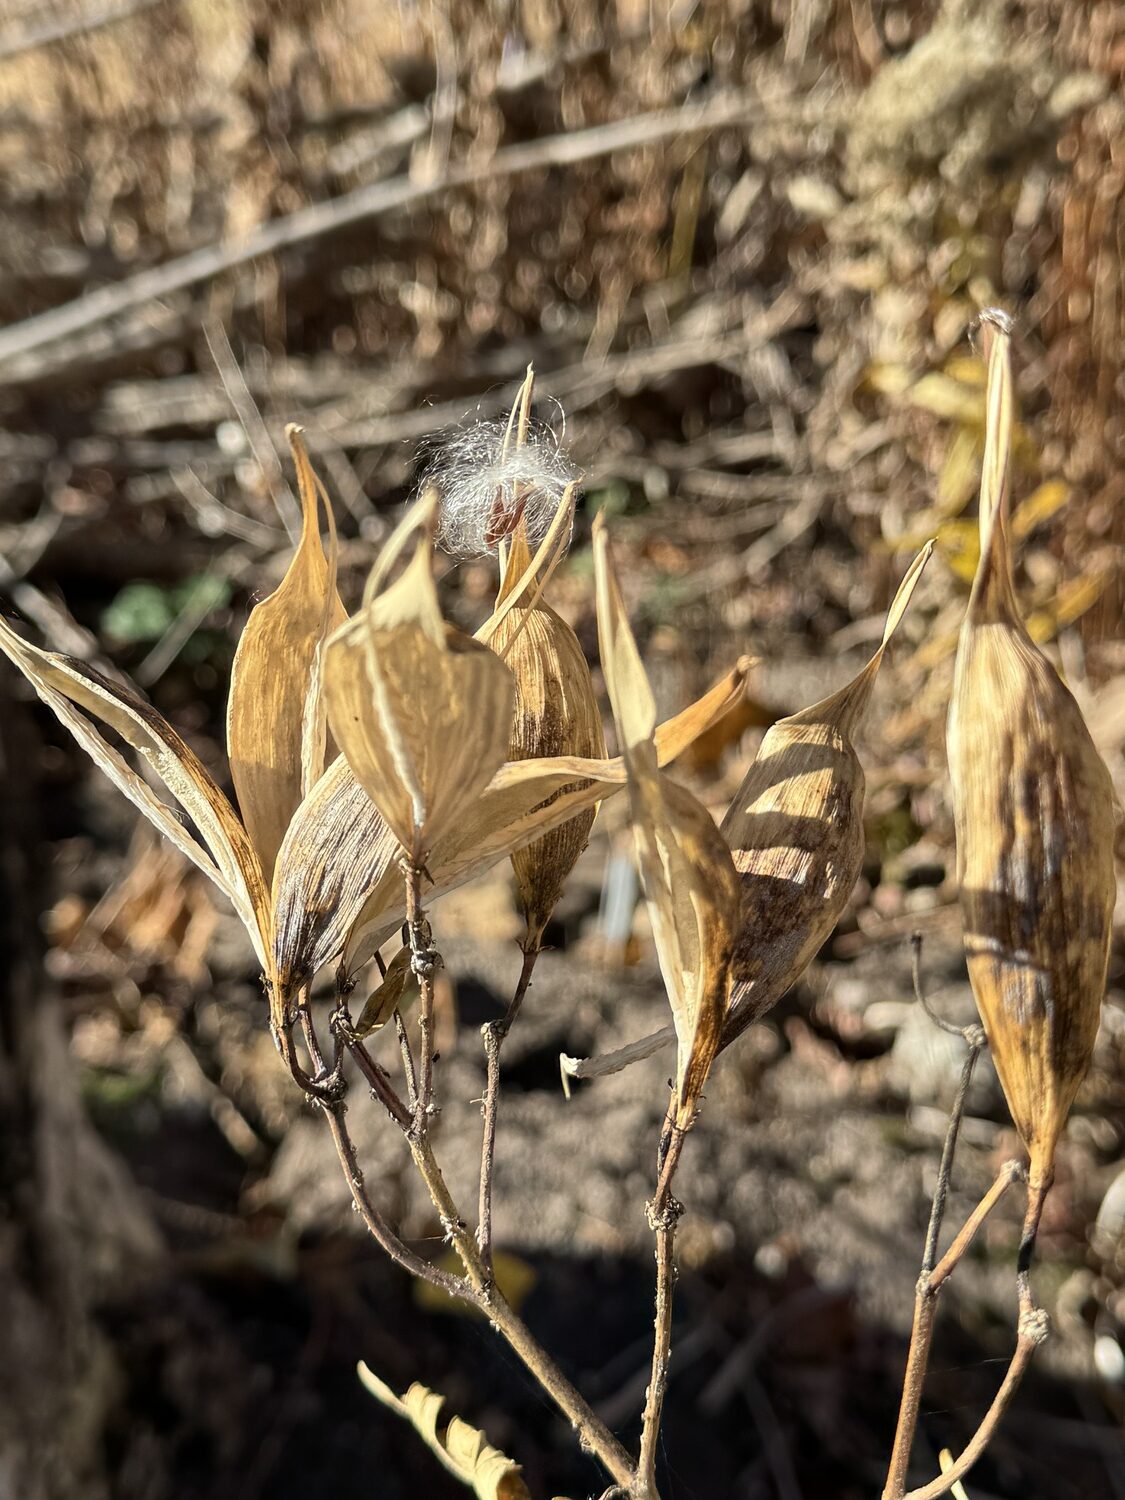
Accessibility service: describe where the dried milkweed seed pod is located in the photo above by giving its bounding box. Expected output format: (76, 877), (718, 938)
(480, 511), (606, 951)
(228, 425), (345, 882)
(595, 517), (740, 1124)
(323, 489), (516, 865)
(720, 541), (933, 1048)
(948, 312), (1118, 1194)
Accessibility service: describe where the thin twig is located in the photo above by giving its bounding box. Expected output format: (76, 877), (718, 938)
(899, 1308), (1050, 1500)
(407, 1133), (638, 1491)
(883, 1159), (1025, 1499)
(204, 317), (301, 539)
(0, 90), (804, 366)
(393, 1007), (420, 1113)
(320, 1101), (464, 1297)
(884, 937), (1002, 1500)
(636, 1106), (689, 1499)
(404, 862), (438, 1137)
(340, 1031), (413, 1131)
(0, 0), (166, 63)
(478, 945), (539, 1273)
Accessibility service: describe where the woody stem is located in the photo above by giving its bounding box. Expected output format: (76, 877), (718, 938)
(404, 861), (437, 1137)
(636, 1104), (689, 1500)
(883, 1159), (1025, 1499)
(407, 1131), (637, 1490)
(478, 944), (540, 1275)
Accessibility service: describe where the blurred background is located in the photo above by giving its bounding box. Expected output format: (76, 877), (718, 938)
(0, 1), (1123, 1497)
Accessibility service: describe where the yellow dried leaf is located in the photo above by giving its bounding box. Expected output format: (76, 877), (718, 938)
(358, 1366), (530, 1500)
(1025, 569), (1110, 642)
(1011, 479), (1070, 539)
(936, 425), (982, 517)
(227, 426), (346, 880)
(0, 622), (269, 966)
(907, 372), (984, 425)
(324, 490), (515, 862)
(594, 518), (739, 1121)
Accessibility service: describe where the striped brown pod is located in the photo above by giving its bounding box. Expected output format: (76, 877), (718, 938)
(720, 542), (933, 1048)
(948, 312), (1118, 1193)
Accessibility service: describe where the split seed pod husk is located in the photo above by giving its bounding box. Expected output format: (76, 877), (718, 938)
(947, 312), (1118, 1192)
(227, 425), (345, 882)
(271, 650), (750, 1008)
(322, 489), (516, 865)
(720, 540), (933, 1048)
(595, 517), (740, 1125)
(0, 620), (271, 966)
(479, 510), (606, 951)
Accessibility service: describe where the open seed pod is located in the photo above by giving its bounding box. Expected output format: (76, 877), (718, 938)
(720, 540), (933, 1048)
(595, 517), (740, 1125)
(322, 490), (515, 866)
(947, 312), (1118, 1192)
(270, 655), (750, 1006)
(479, 511), (606, 951)
(227, 426), (345, 882)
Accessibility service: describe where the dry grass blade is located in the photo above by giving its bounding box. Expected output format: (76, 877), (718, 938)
(594, 517), (739, 1122)
(226, 425), (345, 881)
(721, 541), (933, 1048)
(0, 618), (269, 964)
(324, 490), (515, 862)
(947, 311), (1118, 1191)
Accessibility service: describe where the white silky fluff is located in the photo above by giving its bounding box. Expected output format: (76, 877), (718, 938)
(419, 417), (580, 558)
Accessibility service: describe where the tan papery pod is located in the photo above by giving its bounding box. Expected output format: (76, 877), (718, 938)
(479, 512), (606, 951)
(227, 426), (345, 881)
(720, 539), (933, 1047)
(270, 657), (751, 1003)
(947, 312), (1117, 1190)
(323, 490), (515, 864)
(594, 517), (739, 1123)
(0, 620), (271, 967)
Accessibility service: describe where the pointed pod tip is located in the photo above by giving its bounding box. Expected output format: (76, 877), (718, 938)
(976, 306), (1014, 337)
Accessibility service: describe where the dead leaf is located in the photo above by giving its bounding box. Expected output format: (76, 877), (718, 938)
(357, 1367), (531, 1500)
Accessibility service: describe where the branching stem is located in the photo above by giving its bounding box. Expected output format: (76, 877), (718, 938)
(883, 937), (1029, 1500)
(407, 1132), (637, 1489)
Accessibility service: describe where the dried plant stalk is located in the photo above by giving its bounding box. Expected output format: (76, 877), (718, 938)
(947, 312), (1118, 1194)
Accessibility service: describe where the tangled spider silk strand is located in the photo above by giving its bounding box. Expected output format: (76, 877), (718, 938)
(422, 416), (580, 558)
